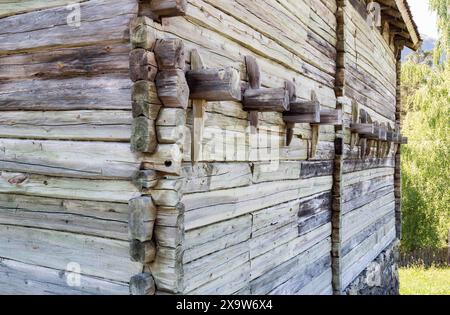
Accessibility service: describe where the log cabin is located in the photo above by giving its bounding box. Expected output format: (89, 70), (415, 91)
(0, 0), (420, 295)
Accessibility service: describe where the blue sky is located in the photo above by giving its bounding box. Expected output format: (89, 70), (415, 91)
(408, 0), (439, 38)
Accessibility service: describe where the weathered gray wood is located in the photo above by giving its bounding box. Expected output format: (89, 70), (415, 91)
(130, 16), (157, 50)
(0, 225), (141, 283)
(0, 75), (133, 111)
(0, 139), (142, 180)
(243, 88), (290, 112)
(128, 197), (157, 242)
(156, 108), (187, 126)
(268, 255), (331, 295)
(131, 117), (158, 153)
(133, 170), (160, 190)
(190, 48), (207, 163)
(300, 161), (334, 179)
(0, 193), (128, 241)
(150, 0), (187, 17)
(130, 273), (156, 295)
(0, 110), (131, 142)
(0, 258), (129, 295)
(350, 123), (376, 136)
(132, 80), (162, 119)
(130, 49), (158, 82)
(154, 38), (186, 70)
(142, 144), (183, 175)
(130, 240), (156, 264)
(157, 125), (185, 144)
(187, 67), (242, 101)
(183, 242), (249, 293)
(0, 0), (138, 53)
(155, 70), (190, 109)
(0, 42), (129, 80)
(284, 100), (321, 123)
(319, 108), (343, 125)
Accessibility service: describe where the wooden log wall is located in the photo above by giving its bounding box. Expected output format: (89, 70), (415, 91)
(0, 0), (144, 295)
(132, 0), (340, 295)
(336, 0), (401, 292)
(0, 0), (409, 295)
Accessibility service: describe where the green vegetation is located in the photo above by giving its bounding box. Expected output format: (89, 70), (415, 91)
(429, 0), (449, 64)
(400, 0), (450, 252)
(400, 61), (450, 251)
(399, 266), (450, 295)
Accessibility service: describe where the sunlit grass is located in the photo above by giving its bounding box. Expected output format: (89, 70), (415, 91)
(399, 266), (450, 295)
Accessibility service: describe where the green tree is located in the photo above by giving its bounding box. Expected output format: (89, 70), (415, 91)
(401, 59), (450, 251)
(428, 0), (449, 64)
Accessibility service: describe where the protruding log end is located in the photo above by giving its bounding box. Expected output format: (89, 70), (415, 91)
(154, 38), (186, 70)
(130, 49), (158, 82)
(350, 123), (375, 136)
(130, 240), (157, 264)
(150, 0), (187, 18)
(141, 144), (183, 175)
(133, 170), (159, 190)
(131, 117), (157, 153)
(128, 196), (157, 242)
(130, 273), (156, 295)
(132, 81), (161, 119)
(319, 109), (343, 126)
(400, 136), (408, 144)
(155, 69), (190, 109)
(284, 99), (321, 124)
(130, 17), (157, 50)
(243, 88), (290, 112)
(187, 67), (242, 101)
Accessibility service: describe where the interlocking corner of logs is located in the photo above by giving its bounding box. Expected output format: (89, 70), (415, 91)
(127, 0), (188, 296)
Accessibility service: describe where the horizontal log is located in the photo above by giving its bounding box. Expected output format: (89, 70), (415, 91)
(154, 38), (186, 70)
(0, 258), (128, 295)
(319, 108), (343, 125)
(350, 123), (375, 136)
(283, 100), (321, 124)
(0, 225), (140, 283)
(129, 49), (158, 82)
(186, 67), (242, 101)
(128, 197), (157, 242)
(0, 75), (133, 111)
(243, 88), (290, 112)
(0, 42), (129, 80)
(0, 0), (138, 53)
(183, 176), (333, 230)
(0, 193), (128, 241)
(0, 110), (131, 142)
(155, 69), (190, 109)
(0, 139), (145, 180)
(386, 130), (396, 142)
